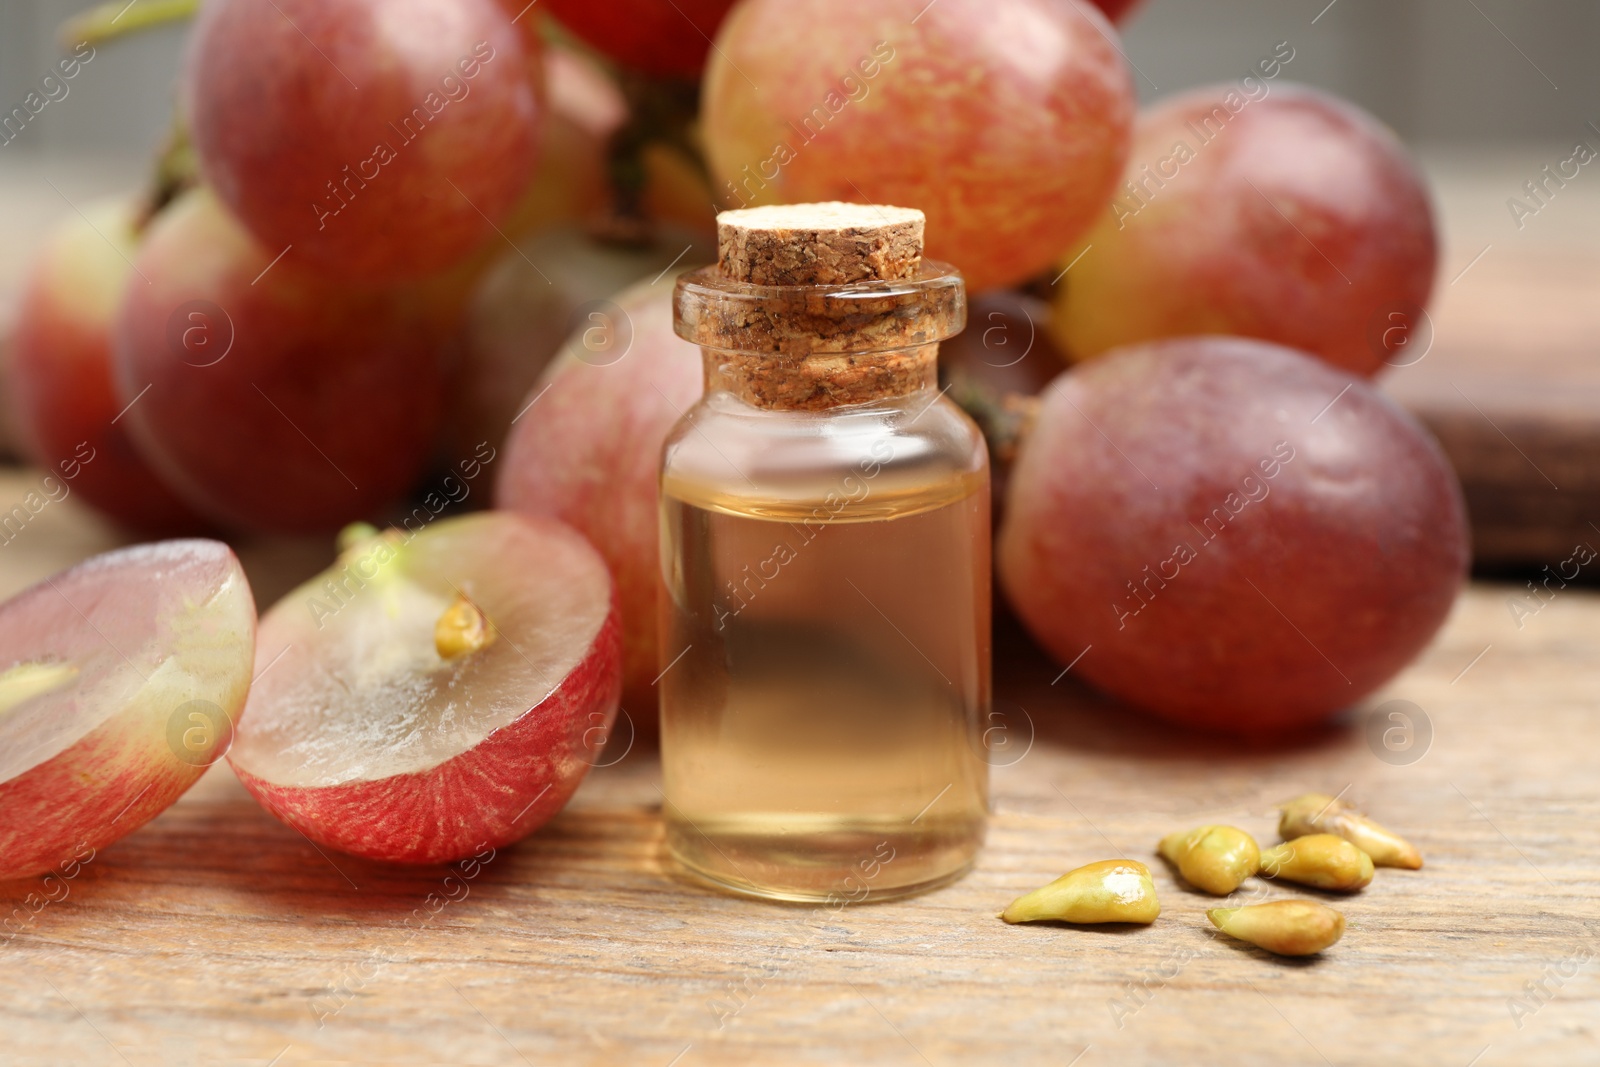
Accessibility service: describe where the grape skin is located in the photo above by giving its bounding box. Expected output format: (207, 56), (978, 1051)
(701, 0), (1135, 293)
(185, 0), (540, 281)
(998, 337), (1468, 732)
(113, 191), (446, 534)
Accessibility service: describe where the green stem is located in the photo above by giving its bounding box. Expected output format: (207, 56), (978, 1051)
(137, 115), (199, 231)
(60, 0), (200, 51)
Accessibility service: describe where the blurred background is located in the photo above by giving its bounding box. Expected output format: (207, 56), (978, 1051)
(1, 0), (1597, 578)
(6, 0), (1599, 288)
(5, 0), (1600, 148)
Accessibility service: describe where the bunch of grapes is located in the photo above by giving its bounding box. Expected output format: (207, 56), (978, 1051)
(7, 0), (729, 537)
(7, 0), (1153, 538)
(0, 0), (1470, 879)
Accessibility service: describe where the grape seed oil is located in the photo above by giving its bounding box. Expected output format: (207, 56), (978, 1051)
(659, 203), (991, 902)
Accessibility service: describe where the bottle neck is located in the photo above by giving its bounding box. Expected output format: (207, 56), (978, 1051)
(700, 344), (940, 411)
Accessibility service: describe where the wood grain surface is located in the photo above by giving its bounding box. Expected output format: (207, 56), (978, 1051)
(0, 474), (1596, 1067)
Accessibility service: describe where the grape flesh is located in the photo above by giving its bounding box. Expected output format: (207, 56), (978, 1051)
(0, 540), (255, 881)
(228, 513), (620, 864)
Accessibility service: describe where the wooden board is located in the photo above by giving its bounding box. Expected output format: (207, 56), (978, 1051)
(1, 474), (1597, 1066)
(1361, 144), (1600, 568)
(1383, 242), (1600, 567)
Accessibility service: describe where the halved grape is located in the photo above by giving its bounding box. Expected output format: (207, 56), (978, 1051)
(228, 513), (621, 864)
(0, 541), (256, 881)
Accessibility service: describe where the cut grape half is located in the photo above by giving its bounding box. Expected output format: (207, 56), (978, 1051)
(0, 541), (256, 882)
(228, 513), (621, 864)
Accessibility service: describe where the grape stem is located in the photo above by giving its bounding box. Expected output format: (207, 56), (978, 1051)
(604, 72), (711, 234)
(60, 0), (199, 51)
(533, 15), (713, 240)
(136, 116), (201, 233)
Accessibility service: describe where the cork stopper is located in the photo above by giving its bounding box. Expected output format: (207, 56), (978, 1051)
(674, 202), (965, 411)
(717, 203), (925, 285)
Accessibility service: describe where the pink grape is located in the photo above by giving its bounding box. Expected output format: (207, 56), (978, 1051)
(112, 191), (445, 534)
(701, 0), (1135, 292)
(998, 336), (1468, 733)
(0, 540), (255, 881)
(185, 0), (541, 281)
(542, 0), (739, 81)
(7, 196), (202, 532)
(1052, 82), (1438, 376)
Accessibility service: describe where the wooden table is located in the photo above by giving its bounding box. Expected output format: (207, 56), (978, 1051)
(1, 476), (1596, 1066)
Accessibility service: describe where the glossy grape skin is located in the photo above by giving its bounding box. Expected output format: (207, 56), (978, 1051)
(408, 45), (628, 325)
(543, 0), (738, 80)
(185, 0), (540, 282)
(112, 191), (445, 534)
(6, 197), (202, 532)
(1052, 83), (1438, 376)
(701, 0), (1134, 293)
(997, 337), (1468, 733)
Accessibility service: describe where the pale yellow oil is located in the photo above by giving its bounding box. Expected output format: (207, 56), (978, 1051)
(658, 467), (990, 903)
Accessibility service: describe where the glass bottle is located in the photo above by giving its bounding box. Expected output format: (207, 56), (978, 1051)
(658, 204), (991, 903)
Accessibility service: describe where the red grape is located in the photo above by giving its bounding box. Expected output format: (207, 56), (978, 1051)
(701, 0), (1134, 292)
(506, 46), (627, 234)
(497, 277), (703, 710)
(941, 291), (1067, 414)
(452, 224), (711, 459)
(112, 190), (445, 534)
(543, 0), (738, 81)
(408, 44), (629, 325)
(997, 336), (1467, 733)
(6, 196), (202, 532)
(184, 0), (540, 281)
(0, 539), (255, 881)
(229, 513), (619, 864)
(1052, 82), (1438, 376)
